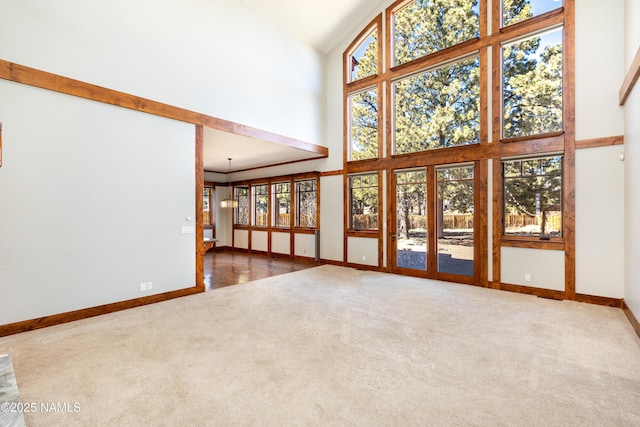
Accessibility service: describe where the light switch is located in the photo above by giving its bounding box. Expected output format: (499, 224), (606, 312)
(181, 226), (195, 234)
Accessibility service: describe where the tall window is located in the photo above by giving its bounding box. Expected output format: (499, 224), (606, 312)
(203, 187), (213, 226)
(234, 186), (249, 225)
(393, 55), (480, 154)
(349, 88), (379, 160)
(252, 184), (268, 227)
(349, 173), (378, 230)
(273, 182), (290, 228)
(502, 27), (563, 139)
(295, 179), (317, 228)
(503, 155), (562, 237)
(345, 18), (381, 162)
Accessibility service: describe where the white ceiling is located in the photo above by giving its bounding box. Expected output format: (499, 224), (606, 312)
(242, 0), (378, 54)
(203, 127), (325, 173)
(205, 0), (375, 174)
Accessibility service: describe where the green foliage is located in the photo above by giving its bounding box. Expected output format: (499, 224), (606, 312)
(504, 156), (562, 236)
(396, 171), (427, 239)
(393, 0), (479, 65)
(350, 89), (378, 160)
(503, 0), (533, 26)
(352, 31), (378, 81)
(350, 174), (378, 229)
(503, 29), (563, 139)
(395, 56), (480, 154)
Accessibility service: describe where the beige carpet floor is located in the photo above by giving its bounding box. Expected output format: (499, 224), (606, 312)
(1, 265), (640, 426)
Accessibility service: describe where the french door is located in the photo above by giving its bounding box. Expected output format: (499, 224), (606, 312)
(390, 162), (478, 283)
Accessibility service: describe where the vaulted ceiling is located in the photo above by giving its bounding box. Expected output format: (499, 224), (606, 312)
(242, 0), (379, 54)
(204, 0), (380, 174)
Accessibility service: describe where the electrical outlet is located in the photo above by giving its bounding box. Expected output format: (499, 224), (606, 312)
(146, 282), (153, 291)
(362, 255), (366, 261)
(525, 274), (531, 282)
(140, 282), (147, 292)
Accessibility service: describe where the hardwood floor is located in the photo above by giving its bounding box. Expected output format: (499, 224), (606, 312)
(204, 250), (317, 291)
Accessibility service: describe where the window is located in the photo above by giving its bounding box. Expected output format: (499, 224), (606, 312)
(502, 27), (563, 139)
(295, 179), (317, 228)
(234, 186), (249, 225)
(273, 182), (291, 227)
(349, 173), (378, 230)
(503, 155), (562, 237)
(252, 184), (268, 227)
(503, 0), (564, 27)
(393, 55), (480, 154)
(348, 28), (378, 83)
(349, 88), (379, 160)
(392, 0), (479, 66)
(203, 187), (213, 227)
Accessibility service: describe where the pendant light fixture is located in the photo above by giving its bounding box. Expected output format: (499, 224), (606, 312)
(220, 157), (238, 208)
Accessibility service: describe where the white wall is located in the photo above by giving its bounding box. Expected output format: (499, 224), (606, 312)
(501, 248), (565, 291)
(347, 237), (379, 267)
(0, 1), (325, 325)
(294, 233), (317, 258)
(575, 0), (625, 140)
(576, 145), (625, 298)
(234, 229), (249, 250)
(624, 0), (640, 316)
(0, 81), (195, 324)
(271, 232), (291, 255)
(0, 0), (324, 146)
(320, 175), (344, 262)
(251, 231), (268, 252)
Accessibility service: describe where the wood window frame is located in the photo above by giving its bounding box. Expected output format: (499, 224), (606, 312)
(344, 15), (383, 163)
(342, 0), (574, 296)
(272, 180), (292, 229)
(294, 175), (319, 230)
(251, 182), (270, 229)
(347, 171), (381, 235)
(500, 154), (565, 247)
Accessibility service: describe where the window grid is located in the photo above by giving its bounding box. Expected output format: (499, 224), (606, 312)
(234, 186), (249, 226)
(349, 173), (379, 231)
(272, 182), (291, 228)
(252, 184), (269, 227)
(295, 179), (317, 228)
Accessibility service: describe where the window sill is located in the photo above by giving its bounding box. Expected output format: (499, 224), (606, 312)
(500, 131), (564, 144)
(501, 237), (564, 250)
(347, 229), (378, 238)
(294, 228), (317, 234)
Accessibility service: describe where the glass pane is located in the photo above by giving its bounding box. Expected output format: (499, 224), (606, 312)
(350, 174), (378, 230)
(394, 56), (480, 154)
(273, 182), (290, 227)
(252, 184), (268, 227)
(437, 166), (474, 276)
(503, 156), (562, 237)
(396, 170), (427, 270)
(502, 28), (563, 139)
(350, 88), (379, 160)
(503, 0), (564, 27)
(350, 29), (378, 82)
(296, 180), (317, 228)
(203, 188), (211, 225)
(235, 187), (249, 225)
(393, 0), (480, 66)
